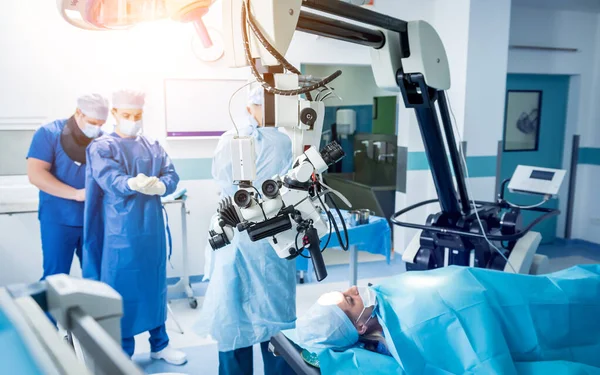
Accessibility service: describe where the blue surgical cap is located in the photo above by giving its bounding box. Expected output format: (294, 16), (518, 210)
(295, 299), (359, 350)
(247, 85), (264, 106)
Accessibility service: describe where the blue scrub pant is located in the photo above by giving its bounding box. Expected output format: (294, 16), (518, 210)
(40, 222), (83, 280)
(122, 324), (169, 357)
(218, 341), (295, 375)
(40, 222), (83, 326)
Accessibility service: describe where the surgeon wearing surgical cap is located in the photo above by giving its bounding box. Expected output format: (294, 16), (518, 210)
(82, 90), (186, 365)
(195, 85), (296, 375)
(27, 94), (108, 288)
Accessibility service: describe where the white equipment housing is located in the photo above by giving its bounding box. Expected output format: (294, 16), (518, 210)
(231, 136), (258, 183)
(508, 165), (566, 197)
(336, 109), (357, 138)
(1, 275), (143, 375)
(273, 73), (326, 159)
(402, 21), (450, 90)
(223, 0), (301, 67)
(46, 275), (122, 342)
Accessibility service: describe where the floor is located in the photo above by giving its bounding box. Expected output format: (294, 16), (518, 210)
(132, 239), (600, 375)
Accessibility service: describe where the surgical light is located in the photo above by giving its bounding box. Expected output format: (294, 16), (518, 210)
(56, 0), (219, 58)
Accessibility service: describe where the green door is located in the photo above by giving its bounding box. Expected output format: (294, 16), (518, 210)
(501, 74), (569, 244)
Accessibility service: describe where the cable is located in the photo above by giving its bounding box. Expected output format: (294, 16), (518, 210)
(505, 196), (550, 209)
(248, 186), (268, 220)
(228, 81), (255, 136)
(317, 190), (349, 251)
(328, 195), (349, 250)
(499, 178), (511, 200)
(242, 1), (313, 102)
(252, 197), (268, 220)
(446, 94), (517, 273)
(241, 1), (342, 97)
(321, 210), (333, 251)
(248, 185), (262, 199)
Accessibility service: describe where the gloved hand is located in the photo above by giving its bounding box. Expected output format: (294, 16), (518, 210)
(138, 180), (167, 196)
(127, 173), (159, 192)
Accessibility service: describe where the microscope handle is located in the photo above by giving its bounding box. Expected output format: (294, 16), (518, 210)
(306, 227), (328, 282)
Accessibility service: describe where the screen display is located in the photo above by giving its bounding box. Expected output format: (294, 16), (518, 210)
(530, 170), (555, 181)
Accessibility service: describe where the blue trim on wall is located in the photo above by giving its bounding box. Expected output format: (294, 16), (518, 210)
(173, 152), (499, 181)
(407, 152), (497, 177)
(407, 152), (430, 171)
(172, 158), (212, 181)
(579, 148), (600, 166)
(466, 156), (497, 178)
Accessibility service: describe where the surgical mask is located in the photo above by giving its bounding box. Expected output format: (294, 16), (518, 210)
(81, 121), (102, 139)
(119, 119), (143, 136)
(248, 114), (259, 127)
(356, 286), (377, 324)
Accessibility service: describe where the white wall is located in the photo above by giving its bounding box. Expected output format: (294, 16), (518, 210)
(303, 64), (390, 107)
(508, 6), (600, 242)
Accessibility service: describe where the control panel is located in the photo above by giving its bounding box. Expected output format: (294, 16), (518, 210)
(508, 165), (566, 197)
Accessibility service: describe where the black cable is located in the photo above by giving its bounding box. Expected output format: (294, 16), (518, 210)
(248, 186), (268, 221)
(241, 1), (342, 97)
(316, 190), (349, 251)
(243, 2), (313, 102)
(326, 194), (350, 250)
(249, 185), (262, 199)
(321, 211), (333, 251)
(499, 178), (511, 200)
(390, 198), (559, 242)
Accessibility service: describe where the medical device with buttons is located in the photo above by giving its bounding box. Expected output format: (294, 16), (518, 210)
(508, 165), (566, 197)
(58, 0), (566, 279)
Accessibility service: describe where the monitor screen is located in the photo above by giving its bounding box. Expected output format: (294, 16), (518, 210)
(530, 170), (555, 181)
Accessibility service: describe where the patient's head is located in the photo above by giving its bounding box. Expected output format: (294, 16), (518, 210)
(295, 286), (377, 350)
(337, 286), (376, 333)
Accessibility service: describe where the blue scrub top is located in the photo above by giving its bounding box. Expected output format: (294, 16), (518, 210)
(27, 119), (86, 227)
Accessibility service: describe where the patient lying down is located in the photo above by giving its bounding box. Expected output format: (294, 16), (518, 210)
(296, 285), (391, 355)
(295, 265), (600, 374)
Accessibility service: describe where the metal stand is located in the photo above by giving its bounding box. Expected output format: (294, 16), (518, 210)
(164, 199), (198, 309)
(163, 199), (197, 337)
(349, 245), (358, 287)
(167, 303), (184, 335)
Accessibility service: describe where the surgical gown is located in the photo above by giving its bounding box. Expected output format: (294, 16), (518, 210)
(82, 133), (179, 338)
(314, 265), (600, 375)
(195, 123), (296, 352)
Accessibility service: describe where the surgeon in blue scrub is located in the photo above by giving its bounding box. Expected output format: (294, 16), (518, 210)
(83, 89), (186, 365)
(27, 94), (108, 281)
(195, 85), (296, 375)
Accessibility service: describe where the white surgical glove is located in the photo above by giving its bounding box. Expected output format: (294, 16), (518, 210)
(139, 180), (167, 196)
(127, 173), (159, 192)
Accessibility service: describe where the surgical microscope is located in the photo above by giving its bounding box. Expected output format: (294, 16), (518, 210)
(58, 0), (567, 282)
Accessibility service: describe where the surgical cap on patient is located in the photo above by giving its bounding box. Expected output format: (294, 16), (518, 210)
(295, 294), (359, 350)
(247, 85), (264, 106)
